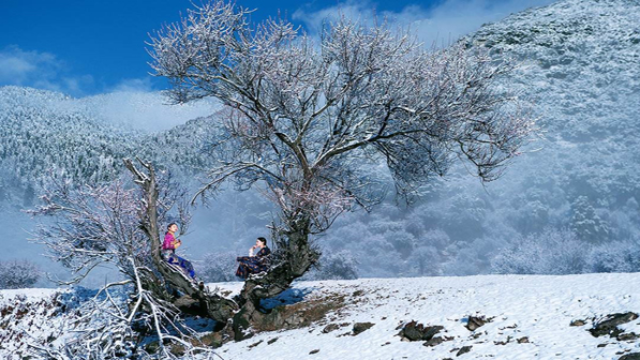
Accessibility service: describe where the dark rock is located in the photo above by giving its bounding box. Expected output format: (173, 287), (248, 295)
(145, 341), (160, 354)
(456, 346), (472, 357)
(398, 321), (444, 341)
(423, 336), (453, 347)
(309, 349), (320, 355)
(465, 316), (490, 331)
(570, 319), (587, 327)
(597, 343), (608, 348)
(174, 295), (203, 315)
(353, 322), (375, 335)
(170, 344), (185, 357)
(619, 353), (640, 360)
(517, 337), (530, 344)
(590, 313), (639, 338)
(322, 323), (340, 333)
(618, 332), (640, 341)
(494, 336), (511, 345)
(248, 340), (263, 349)
(267, 337), (278, 345)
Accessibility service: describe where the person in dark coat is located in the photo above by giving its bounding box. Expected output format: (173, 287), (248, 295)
(236, 237), (271, 279)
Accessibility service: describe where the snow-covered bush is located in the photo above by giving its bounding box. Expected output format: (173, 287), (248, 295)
(0, 260), (40, 289)
(405, 230), (450, 276)
(306, 251), (359, 280)
(587, 239), (640, 273)
(491, 228), (588, 274)
(198, 251), (238, 282)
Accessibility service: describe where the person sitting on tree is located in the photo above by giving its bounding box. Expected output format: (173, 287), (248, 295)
(162, 223), (197, 281)
(236, 237), (271, 279)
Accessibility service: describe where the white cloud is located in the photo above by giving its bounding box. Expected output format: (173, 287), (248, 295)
(110, 77), (155, 93)
(293, 0), (556, 46)
(0, 45), (94, 96)
(0, 46), (60, 83)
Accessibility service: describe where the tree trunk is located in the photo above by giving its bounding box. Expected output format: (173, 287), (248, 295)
(124, 159), (238, 325)
(124, 159), (319, 342)
(232, 214), (320, 339)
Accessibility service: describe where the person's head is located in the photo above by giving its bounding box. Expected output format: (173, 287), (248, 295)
(256, 237), (267, 248)
(167, 223), (178, 233)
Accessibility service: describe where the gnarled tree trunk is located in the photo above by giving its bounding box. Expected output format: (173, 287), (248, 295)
(232, 215), (320, 339)
(124, 159), (238, 325)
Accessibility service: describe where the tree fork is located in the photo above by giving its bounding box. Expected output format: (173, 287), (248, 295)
(123, 159), (238, 324)
(232, 215), (320, 339)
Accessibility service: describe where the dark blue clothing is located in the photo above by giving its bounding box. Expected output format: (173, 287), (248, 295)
(236, 247), (271, 279)
(164, 252), (196, 280)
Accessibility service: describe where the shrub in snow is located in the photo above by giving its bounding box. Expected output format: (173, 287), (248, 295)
(443, 237), (505, 276)
(198, 251), (238, 282)
(407, 245), (442, 276)
(571, 196), (610, 243)
(491, 228), (588, 275)
(307, 251), (359, 280)
(587, 239), (640, 273)
(0, 259), (40, 289)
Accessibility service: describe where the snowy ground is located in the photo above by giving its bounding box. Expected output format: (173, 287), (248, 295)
(215, 273), (640, 360)
(2, 273), (639, 359)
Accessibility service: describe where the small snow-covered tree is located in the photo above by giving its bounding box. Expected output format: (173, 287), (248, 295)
(491, 228), (588, 275)
(150, 0), (534, 335)
(571, 196), (610, 243)
(198, 251), (238, 282)
(307, 250), (359, 280)
(587, 239), (640, 273)
(0, 259), (40, 289)
(29, 160), (236, 357)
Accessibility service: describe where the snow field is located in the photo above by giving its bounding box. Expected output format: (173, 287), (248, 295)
(215, 273), (640, 360)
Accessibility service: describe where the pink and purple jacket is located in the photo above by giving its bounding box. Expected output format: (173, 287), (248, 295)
(163, 232), (178, 252)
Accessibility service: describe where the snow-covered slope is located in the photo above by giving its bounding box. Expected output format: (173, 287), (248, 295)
(216, 274), (640, 360)
(462, 0), (640, 226)
(2, 273), (639, 359)
(314, 0), (640, 277)
(0, 86), (221, 200)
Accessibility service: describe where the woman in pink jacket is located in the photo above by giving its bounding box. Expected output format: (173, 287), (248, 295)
(162, 223), (196, 280)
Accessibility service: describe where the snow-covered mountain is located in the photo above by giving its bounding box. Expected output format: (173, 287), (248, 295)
(0, 86), (231, 273)
(2, 0), (640, 279)
(312, 0), (640, 277)
(2, 273), (639, 359)
(0, 86), (221, 206)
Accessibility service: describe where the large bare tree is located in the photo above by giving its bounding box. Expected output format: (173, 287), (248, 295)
(148, 0), (533, 336)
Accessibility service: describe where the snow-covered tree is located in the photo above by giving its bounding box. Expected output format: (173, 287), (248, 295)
(491, 228), (588, 275)
(198, 251), (238, 282)
(571, 196), (610, 243)
(29, 160), (235, 357)
(0, 259), (40, 289)
(149, 0), (533, 334)
(306, 250), (359, 280)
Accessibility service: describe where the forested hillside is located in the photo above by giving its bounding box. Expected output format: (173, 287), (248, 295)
(311, 0), (640, 277)
(2, 0), (640, 279)
(0, 86), (220, 207)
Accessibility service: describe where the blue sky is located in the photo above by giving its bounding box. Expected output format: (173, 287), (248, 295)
(0, 0), (554, 97)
